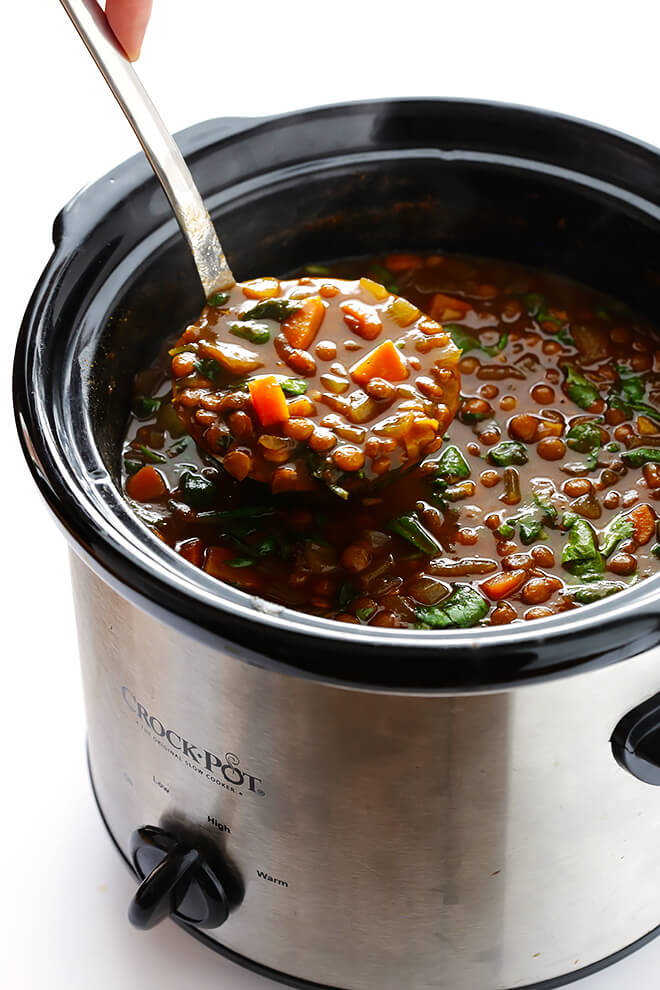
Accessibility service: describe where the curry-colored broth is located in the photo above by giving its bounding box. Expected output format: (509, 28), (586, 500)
(121, 253), (660, 628)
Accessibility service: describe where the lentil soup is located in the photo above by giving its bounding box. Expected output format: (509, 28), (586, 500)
(121, 253), (660, 629)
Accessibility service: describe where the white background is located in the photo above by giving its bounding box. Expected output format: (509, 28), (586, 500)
(2, 1), (660, 987)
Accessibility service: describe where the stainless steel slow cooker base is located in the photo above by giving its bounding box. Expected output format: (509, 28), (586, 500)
(73, 553), (660, 990)
(89, 772), (660, 990)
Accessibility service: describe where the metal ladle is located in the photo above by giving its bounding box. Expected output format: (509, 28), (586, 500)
(60, 0), (235, 299)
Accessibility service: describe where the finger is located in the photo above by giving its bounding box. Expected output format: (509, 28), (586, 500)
(106, 0), (153, 61)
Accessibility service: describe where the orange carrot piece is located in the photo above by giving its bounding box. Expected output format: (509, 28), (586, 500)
(178, 538), (205, 568)
(384, 253), (423, 271)
(429, 292), (471, 322)
(126, 465), (167, 502)
(248, 375), (290, 426)
(282, 296), (325, 350)
(242, 277), (280, 299)
(630, 503), (656, 545)
(340, 300), (383, 340)
(480, 569), (528, 601)
(350, 340), (409, 385)
(205, 546), (261, 591)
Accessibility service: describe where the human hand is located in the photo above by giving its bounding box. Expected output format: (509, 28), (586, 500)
(106, 0), (153, 61)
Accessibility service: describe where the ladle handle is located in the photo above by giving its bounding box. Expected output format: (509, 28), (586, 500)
(59, 0), (236, 297)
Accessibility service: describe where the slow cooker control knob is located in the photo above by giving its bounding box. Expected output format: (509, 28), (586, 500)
(611, 692), (660, 785)
(128, 826), (231, 930)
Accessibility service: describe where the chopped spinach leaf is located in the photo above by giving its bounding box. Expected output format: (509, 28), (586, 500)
(124, 459), (142, 476)
(229, 320), (270, 344)
(566, 420), (602, 454)
(555, 328), (576, 348)
(487, 440), (528, 467)
(569, 581), (626, 604)
(243, 298), (302, 322)
(520, 292), (544, 317)
(338, 581), (358, 609)
(134, 396), (163, 419)
(137, 445), (167, 464)
(387, 513), (441, 555)
(356, 604), (376, 622)
(563, 366), (600, 409)
(433, 445), (470, 482)
(599, 513), (634, 557)
(208, 291), (230, 307)
(179, 471), (218, 509)
(280, 378), (308, 396)
(519, 517), (543, 545)
(561, 517), (604, 580)
(416, 585), (488, 629)
(227, 556), (256, 568)
(446, 324), (508, 358)
(195, 357), (221, 381)
(621, 448), (660, 468)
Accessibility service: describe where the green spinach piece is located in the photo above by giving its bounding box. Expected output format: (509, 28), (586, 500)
(519, 517), (543, 545)
(280, 378), (308, 396)
(487, 440), (528, 467)
(134, 396), (163, 419)
(195, 357), (221, 381)
(570, 581), (626, 604)
(433, 445), (470, 482)
(621, 448), (660, 468)
(356, 604), (377, 622)
(124, 459), (142, 476)
(566, 420), (602, 470)
(229, 320), (270, 344)
(137, 445), (167, 464)
(563, 366), (600, 409)
(387, 514), (441, 555)
(599, 513), (634, 557)
(416, 585), (489, 629)
(227, 556), (255, 568)
(208, 291), (230, 307)
(561, 517), (605, 581)
(242, 298), (302, 322)
(179, 471), (218, 509)
(446, 324), (507, 358)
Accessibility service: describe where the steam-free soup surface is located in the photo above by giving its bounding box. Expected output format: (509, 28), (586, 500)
(122, 253), (660, 628)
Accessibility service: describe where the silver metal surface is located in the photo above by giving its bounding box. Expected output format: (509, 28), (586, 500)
(59, 0), (235, 298)
(70, 550), (660, 990)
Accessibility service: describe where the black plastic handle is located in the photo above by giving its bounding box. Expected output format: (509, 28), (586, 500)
(128, 826), (231, 931)
(611, 692), (660, 785)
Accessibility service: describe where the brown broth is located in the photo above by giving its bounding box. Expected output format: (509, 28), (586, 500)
(121, 253), (660, 629)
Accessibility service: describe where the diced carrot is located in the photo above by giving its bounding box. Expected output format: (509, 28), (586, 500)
(429, 293), (471, 322)
(480, 569), (528, 601)
(630, 503), (656, 545)
(282, 296), (326, 349)
(384, 253), (423, 271)
(350, 340), (409, 385)
(178, 538), (205, 568)
(248, 376), (290, 426)
(126, 465), (167, 502)
(340, 300), (383, 340)
(242, 277), (280, 299)
(205, 546), (261, 591)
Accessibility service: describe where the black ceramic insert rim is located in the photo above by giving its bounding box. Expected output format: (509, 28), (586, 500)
(12, 98), (660, 691)
(87, 761), (660, 990)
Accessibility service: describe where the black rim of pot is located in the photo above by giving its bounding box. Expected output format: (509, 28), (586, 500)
(13, 98), (660, 692)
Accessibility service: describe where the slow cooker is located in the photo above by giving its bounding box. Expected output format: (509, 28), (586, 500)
(13, 99), (660, 990)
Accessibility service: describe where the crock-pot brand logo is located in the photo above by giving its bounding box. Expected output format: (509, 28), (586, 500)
(121, 687), (265, 796)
